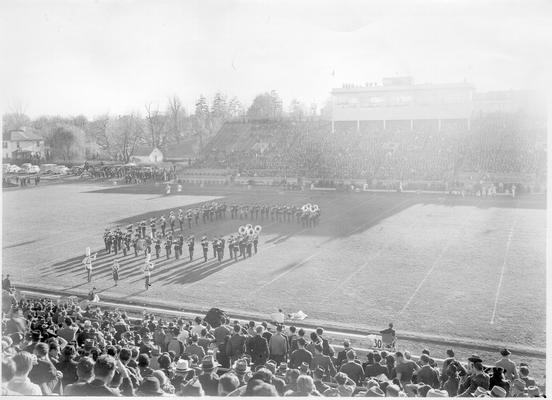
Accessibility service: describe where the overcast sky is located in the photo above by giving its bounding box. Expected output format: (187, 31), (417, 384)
(1, 0), (551, 118)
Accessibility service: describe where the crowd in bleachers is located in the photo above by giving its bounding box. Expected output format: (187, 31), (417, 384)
(193, 116), (545, 185)
(1, 289), (544, 397)
(83, 164), (177, 183)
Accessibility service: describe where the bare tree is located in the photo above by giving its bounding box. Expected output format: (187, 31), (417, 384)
(99, 113), (144, 163)
(167, 95), (187, 143)
(145, 102), (168, 148)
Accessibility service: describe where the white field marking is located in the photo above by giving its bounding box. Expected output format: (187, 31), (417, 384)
(328, 218), (420, 297)
(490, 219), (517, 324)
(251, 197), (412, 294)
(249, 253), (319, 295)
(397, 239), (453, 316)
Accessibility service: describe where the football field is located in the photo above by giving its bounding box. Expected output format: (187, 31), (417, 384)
(2, 182), (546, 352)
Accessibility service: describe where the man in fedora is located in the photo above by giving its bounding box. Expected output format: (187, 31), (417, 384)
(231, 359), (251, 387)
(171, 359), (194, 389)
(495, 348), (519, 381)
(458, 355), (490, 397)
(198, 355), (220, 396)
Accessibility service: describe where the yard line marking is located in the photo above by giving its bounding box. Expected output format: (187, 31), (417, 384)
(250, 253), (318, 295)
(328, 218), (419, 297)
(398, 240), (453, 316)
(490, 219), (517, 324)
(252, 197), (413, 294)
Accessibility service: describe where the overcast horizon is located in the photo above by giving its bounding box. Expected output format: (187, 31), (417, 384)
(1, 0), (551, 119)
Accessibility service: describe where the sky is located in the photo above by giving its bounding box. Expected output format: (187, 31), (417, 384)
(1, 0), (551, 118)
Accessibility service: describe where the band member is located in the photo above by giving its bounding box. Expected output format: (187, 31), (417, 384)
(133, 236), (140, 257)
(178, 234), (185, 257)
(112, 231), (118, 255)
(194, 209), (200, 226)
(253, 233), (259, 254)
(82, 247), (97, 283)
(160, 215), (167, 237)
(106, 231), (113, 254)
(165, 183), (171, 196)
(246, 236), (253, 258)
(169, 211), (176, 233)
(174, 239), (181, 260)
(211, 237), (217, 259)
(144, 254), (153, 290)
(155, 235), (161, 259)
(104, 228), (110, 252)
(145, 234), (153, 255)
(232, 237), (239, 261)
(228, 236), (235, 260)
(187, 236), (195, 261)
(178, 209), (184, 232)
(239, 236), (246, 260)
(186, 210), (193, 229)
(220, 237), (226, 259)
(201, 236), (209, 262)
(135, 223), (141, 239)
(165, 237), (172, 260)
(140, 220), (147, 239)
(150, 217), (157, 237)
(112, 260), (120, 286)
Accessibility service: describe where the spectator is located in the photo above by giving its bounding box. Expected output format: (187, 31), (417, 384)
(333, 371), (356, 396)
(57, 317), (79, 342)
(519, 365), (537, 387)
(458, 355), (490, 396)
(335, 340), (351, 368)
(395, 351), (419, 385)
(313, 367), (330, 394)
(441, 349), (456, 380)
(339, 349), (364, 385)
(247, 325), (270, 367)
(489, 367), (511, 396)
(226, 324), (247, 363)
(231, 358), (251, 387)
(29, 342), (61, 394)
(198, 355), (220, 396)
(442, 362), (460, 397)
(311, 343), (337, 379)
(64, 357), (95, 394)
(7, 351), (42, 395)
(495, 348), (519, 381)
(268, 324), (288, 364)
(316, 327), (334, 357)
(290, 337), (313, 369)
(56, 345), (79, 386)
(364, 352), (389, 379)
(137, 376), (166, 396)
(185, 335), (206, 359)
(286, 374), (318, 396)
(416, 353), (440, 388)
(1, 358), (20, 395)
(284, 368), (300, 393)
(218, 372), (240, 396)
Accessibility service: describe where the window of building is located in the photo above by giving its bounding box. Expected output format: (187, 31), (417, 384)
(2, 141), (7, 148)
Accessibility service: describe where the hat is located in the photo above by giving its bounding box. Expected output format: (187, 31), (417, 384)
(264, 361), (276, 374)
(139, 376), (164, 395)
(489, 386), (507, 397)
(527, 386), (541, 397)
(446, 349), (455, 357)
(499, 348), (511, 356)
(474, 387), (489, 397)
(233, 359), (250, 374)
(201, 355), (219, 370)
(83, 320), (92, 328)
(468, 354), (483, 363)
(365, 387), (385, 397)
(427, 389), (449, 397)
(84, 339), (95, 350)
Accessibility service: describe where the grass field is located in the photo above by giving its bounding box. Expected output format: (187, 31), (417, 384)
(2, 182), (546, 352)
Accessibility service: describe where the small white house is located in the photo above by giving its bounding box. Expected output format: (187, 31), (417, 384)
(131, 147), (164, 164)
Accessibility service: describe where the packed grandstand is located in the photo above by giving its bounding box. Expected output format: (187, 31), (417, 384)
(1, 290), (544, 397)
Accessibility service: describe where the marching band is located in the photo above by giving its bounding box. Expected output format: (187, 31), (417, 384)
(90, 200), (321, 285)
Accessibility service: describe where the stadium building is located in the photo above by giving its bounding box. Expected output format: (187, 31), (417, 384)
(330, 76), (474, 133)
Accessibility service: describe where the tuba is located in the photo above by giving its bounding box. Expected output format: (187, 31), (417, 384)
(238, 226), (247, 235)
(247, 228), (255, 237)
(254, 225), (262, 233)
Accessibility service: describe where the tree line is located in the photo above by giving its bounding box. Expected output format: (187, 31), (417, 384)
(3, 91), (320, 163)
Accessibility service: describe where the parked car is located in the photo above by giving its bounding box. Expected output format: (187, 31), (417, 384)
(53, 165), (69, 175)
(40, 164), (57, 174)
(7, 165), (21, 173)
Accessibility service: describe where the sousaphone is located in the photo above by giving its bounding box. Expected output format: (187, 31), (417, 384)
(238, 226), (247, 235)
(254, 225), (262, 233)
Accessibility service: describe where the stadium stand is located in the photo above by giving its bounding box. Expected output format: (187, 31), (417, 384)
(191, 114), (545, 193)
(1, 288), (544, 397)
